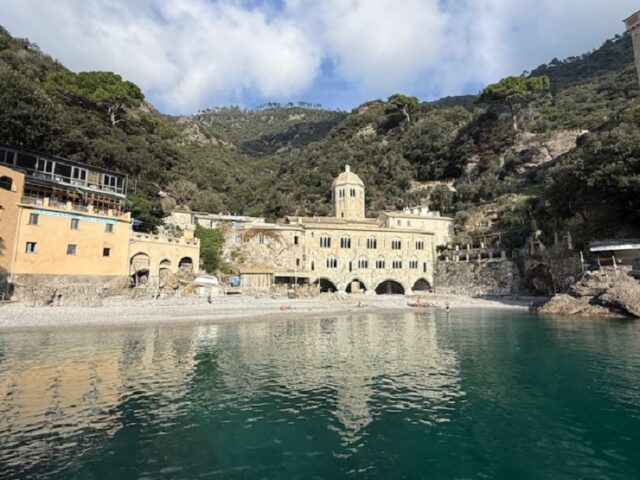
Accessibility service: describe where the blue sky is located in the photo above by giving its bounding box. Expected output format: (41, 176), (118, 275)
(0, 0), (637, 113)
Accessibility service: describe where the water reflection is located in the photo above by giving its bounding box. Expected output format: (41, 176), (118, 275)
(0, 313), (462, 475)
(1, 311), (639, 479)
(212, 312), (463, 448)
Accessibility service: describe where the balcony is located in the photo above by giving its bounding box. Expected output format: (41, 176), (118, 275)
(20, 196), (130, 220)
(1, 146), (126, 196)
(24, 169), (125, 196)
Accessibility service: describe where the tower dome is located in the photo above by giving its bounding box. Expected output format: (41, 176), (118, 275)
(333, 165), (365, 219)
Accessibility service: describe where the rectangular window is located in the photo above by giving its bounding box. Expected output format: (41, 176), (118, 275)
(320, 236), (331, 248)
(258, 233), (265, 244)
(367, 238), (377, 249)
(105, 223), (114, 233)
(392, 240), (402, 250)
(340, 237), (351, 249)
(294, 236), (299, 245)
(66, 244), (77, 255)
(70, 218), (80, 230)
(296, 258), (300, 267)
(416, 241), (424, 250)
(234, 235), (242, 245)
(103, 247), (111, 257)
(25, 242), (37, 253)
(28, 213), (39, 225)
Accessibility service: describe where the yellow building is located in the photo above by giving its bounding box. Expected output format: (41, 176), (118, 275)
(169, 166), (453, 294)
(0, 147), (199, 298)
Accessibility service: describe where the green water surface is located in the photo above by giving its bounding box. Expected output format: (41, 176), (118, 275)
(0, 309), (639, 479)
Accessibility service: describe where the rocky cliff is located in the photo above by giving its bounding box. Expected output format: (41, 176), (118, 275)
(538, 268), (640, 318)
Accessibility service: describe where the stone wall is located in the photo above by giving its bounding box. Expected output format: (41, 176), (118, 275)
(11, 274), (130, 307)
(434, 260), (519, 296)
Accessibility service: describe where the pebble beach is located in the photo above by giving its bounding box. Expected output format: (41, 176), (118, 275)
(0, 293), (542, 331)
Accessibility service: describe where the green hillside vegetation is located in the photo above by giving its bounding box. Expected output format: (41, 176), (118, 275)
(0, 25), (638, 247)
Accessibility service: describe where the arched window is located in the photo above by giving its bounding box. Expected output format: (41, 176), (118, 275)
(326, 256), (338, 269)
(340, 236), (351, 249)
(391, 238), (402, 250)
(357, 257), (369, 269)
(375, 257), (385, 269)
(392, 258), (403, 269)
(409, 258), (419, 269)
(0, 176), (13, 191)
(320, 236), (331, 248)
(367, 237), (377, 249)
(415, 240), (425, 250)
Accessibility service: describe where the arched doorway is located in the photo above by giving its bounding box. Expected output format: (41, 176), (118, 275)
(346, 278), (367, 293)
(130, 252), (151, 287)
(375, 280), (405, 295)
(178, 257), (194, 275)
(412, 278), (432, 292)
(314, 278), (338, 293)
(159, 259), (172, 287)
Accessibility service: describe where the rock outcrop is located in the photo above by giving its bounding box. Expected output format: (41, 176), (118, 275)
(538, 269), (640, 318)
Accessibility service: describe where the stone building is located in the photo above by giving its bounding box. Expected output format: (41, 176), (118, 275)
(0, 146), (199, 298)
(625, 10), (640, 86)
(169, 166), (453, 294)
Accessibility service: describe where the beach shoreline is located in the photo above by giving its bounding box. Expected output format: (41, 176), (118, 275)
(0, 293), (543, 332)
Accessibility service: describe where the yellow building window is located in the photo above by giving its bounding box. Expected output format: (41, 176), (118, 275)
(25, 242), (37, 254)
(66, 244), (77, 255)
(28, 213), (39, 225)
(103, 248), (111, 257)
(70, 218), (80, 230)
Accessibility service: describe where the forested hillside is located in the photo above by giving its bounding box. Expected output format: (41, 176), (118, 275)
(0, 25), (638, 245)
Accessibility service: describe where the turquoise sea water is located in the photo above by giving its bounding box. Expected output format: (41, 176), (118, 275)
(1, 310), (639, 479)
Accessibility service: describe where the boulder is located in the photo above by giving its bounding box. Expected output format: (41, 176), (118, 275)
(538, 269), (640, 318)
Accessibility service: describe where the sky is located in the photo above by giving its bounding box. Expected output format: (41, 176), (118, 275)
(0, 0), (637, 114)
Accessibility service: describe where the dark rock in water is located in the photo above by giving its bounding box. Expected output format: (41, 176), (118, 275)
(539, 268), (640, 318)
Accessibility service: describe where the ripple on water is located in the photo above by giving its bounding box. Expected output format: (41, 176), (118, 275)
(0, 312), (639, 479)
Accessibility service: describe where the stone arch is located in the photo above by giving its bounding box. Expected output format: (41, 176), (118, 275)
(159, 259), (173, 286)
(313, 277), (338, 293)
(346, 278), (368, 294)
(178, 256), (194, 275)
(0, 175), (13, 191)
(130, 252), (151, 286)
(375, 279), (405, 295)
(412, 278), (432, 292)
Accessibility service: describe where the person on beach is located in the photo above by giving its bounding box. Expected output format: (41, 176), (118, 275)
(445, 301), (450, 312)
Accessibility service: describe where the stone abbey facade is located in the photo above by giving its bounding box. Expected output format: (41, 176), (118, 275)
(170, 166), (454, 294)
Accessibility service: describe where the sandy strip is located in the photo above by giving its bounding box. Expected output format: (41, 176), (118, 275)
(0, 293), (543, 331)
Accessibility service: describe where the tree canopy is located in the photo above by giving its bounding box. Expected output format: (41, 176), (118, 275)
(478, 75), (550, 132)
(45, 71), (144, 126)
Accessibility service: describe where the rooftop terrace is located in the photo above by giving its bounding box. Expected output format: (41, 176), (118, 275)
(0, 146), (127, 197)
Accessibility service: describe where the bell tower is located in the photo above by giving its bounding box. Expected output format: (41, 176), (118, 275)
(332, 165), (365, 219)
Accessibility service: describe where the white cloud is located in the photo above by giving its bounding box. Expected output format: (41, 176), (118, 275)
(0, 0), (322, 112)
(0, 0), (636, 111)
